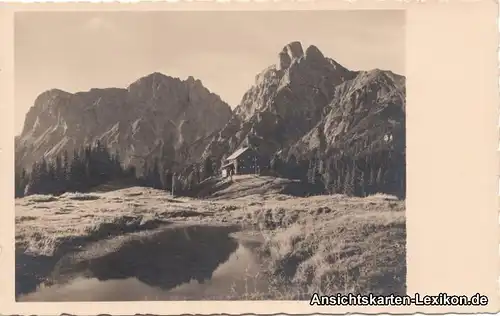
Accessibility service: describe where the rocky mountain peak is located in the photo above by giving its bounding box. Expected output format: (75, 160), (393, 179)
(277, 42), (329, 71)
(32, 89), (72, 108)
(16, 72), (233, 172)
(203, 41), (405, 184)
(304, 45), (325, 62)
(286, 41), (304, 58)
(205, 41), (362, 163)
(185, 75), (199, 84)
(184, 75), (206, 92)
(277, 41), (305, 70)
(127, 72), (176, 92)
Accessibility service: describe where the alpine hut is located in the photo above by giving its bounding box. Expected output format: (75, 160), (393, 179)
(220, 147), (259, 178)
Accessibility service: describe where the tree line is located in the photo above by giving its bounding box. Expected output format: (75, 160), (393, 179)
(270, 148), (406, 199)
(15, 142), (405, 199)
(15, 141), (134, 197)
(175, 147), (405, 199)
(15, 141), (220, 198)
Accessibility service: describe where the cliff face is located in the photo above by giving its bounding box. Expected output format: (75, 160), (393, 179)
(16, 40), (405, 197)
(202, 42), (356, 163)
(16, 73), (232, 172)
(202, 41), (405, 167)
(286, 69), (406, 160)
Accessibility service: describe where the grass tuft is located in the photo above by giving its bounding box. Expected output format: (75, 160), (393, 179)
(28, 195), (58, 203)
(60, 192), (101, 201)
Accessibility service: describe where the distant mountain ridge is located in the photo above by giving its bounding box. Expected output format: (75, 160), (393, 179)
(16, 41), (405, 197)
(16, 73), (233, 172)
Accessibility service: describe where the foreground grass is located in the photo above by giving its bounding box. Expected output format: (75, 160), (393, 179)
(16, 188), (185, 256)
(265, 209), (404, 297)
(16, 183), (405, 299)
(224, 195), (406, 299)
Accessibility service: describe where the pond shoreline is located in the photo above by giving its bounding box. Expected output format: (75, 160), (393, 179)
(16, 188), (406, 300)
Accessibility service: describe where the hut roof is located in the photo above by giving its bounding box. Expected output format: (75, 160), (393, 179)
(226, 147), (251, 161)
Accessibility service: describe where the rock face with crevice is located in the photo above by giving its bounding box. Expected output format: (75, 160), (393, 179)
(285, 68), (406, 160)
(16, 73), (233, 172)
(202, 41), (405, 167)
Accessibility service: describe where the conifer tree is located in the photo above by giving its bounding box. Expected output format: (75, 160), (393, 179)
(358, 169), (366, 197)
(203, 157), (214, 179)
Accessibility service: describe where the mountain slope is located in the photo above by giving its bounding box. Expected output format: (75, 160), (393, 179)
(200, 41), (405, 197)
(286, 68), (406, 160)
(16, 73), (232, 172)
(202, 42), (359, 164)
(202, 42), (405, 166)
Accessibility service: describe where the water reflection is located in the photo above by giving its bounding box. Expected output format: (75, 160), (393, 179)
(19, 240), (269, 301)
(16, 224), (242, 298)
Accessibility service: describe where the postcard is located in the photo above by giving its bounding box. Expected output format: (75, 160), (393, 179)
(0, 0), (498, 314)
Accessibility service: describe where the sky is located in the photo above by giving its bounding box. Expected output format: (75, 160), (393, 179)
(14, 10), (405, 135)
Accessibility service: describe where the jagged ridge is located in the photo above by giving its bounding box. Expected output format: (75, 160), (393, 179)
(16, 41), (406, 198)
(16, 73), (233, 173)
(203, 41), (405, 163)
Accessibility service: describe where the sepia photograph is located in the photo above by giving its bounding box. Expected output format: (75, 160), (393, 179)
(13, 10), (406, 301)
